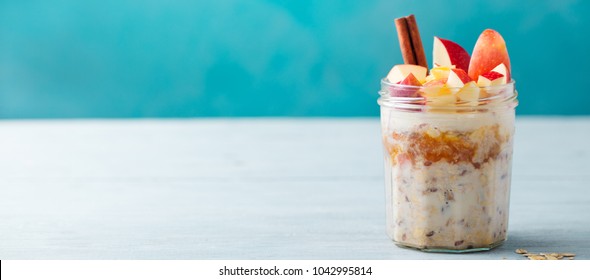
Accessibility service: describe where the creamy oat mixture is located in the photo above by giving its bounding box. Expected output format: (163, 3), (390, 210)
(381, 108), (514, 250)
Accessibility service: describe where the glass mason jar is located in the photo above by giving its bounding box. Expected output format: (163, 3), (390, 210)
(378, 79), (518, 252)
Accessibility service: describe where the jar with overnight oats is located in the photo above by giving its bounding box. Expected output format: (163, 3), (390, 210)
(381, 14), (518, 252)
(378, 79), (518, 252)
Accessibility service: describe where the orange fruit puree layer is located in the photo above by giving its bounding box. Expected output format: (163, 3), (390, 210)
(385, 124), (503, 168)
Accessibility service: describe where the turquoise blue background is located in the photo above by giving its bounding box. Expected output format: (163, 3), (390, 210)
(1, 0), (589, 118)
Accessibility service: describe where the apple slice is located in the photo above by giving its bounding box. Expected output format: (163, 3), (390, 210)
(446, 69), (472, 87)
(387, 64), (428, 84)
(468, 29), (511, 81)
(477, 71), (505, 87)
(391, 73), (422, 97)
(433, 37), (471, 72)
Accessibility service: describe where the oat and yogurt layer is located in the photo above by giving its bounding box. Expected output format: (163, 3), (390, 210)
(381, 106), (514, 250)
(380, 27), (517, 251)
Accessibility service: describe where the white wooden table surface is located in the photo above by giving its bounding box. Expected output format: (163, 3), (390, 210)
(1, 117), (589, 260)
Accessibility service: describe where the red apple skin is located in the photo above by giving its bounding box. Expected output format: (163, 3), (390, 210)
(398, 73), (422, 86)
(451, 69), (472, 84)
(435, 37), (471, 72)
(390, 73), (421, 97)
(481, 71), (504, 81)
(468, 29), (511, 81)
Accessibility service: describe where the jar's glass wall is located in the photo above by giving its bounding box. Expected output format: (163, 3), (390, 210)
(379, 82), (517, 252)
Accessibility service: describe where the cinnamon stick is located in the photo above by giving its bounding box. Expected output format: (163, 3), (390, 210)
(394, 14), (428, 69)
(394, 17), (416, 65)
(404, 14), (428, 69)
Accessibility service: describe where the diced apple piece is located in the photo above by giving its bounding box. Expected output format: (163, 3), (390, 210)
(468, 29), (511, 81)
(446, 69), (472, 87)
(422, 80), (456, 106)
(428, 91), (456, 106)
(477, 71), (506, 87)
(431, 66), (454, 79)
(398, 73), (422, 86)
(423, 79), (446, 88)
(479, 67), (509, 98)
(424, 74), (436, 83)
(433, 37), (471, 72)
(390, 73), (422, 97)
(491, 63), (509, 81)
(457, 81), (480, 106)
(422, 79), (446, 97)
(387, 64), (428, 84)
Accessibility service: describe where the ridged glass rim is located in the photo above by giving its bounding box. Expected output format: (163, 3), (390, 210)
(378, 78), (518, 110)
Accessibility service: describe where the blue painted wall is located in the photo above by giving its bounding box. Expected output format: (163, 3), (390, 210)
(1, 0), (588, 118)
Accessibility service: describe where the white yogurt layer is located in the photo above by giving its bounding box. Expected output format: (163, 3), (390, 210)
(381, 106), (514, 133)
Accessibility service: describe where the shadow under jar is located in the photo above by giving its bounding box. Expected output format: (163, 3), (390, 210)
(378, 79), (518, 252)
